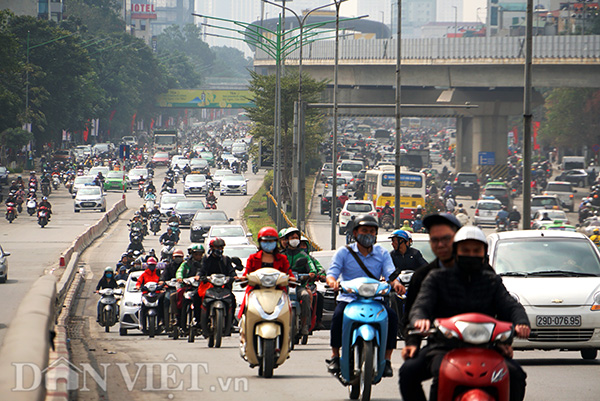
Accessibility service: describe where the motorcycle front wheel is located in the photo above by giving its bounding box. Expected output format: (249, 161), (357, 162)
(212, 309), (224, 348)
(103, 309), (111, 332)
(188, 306), (195, 343)
(148, 315), (156, 338)
(349, 340), (374, 401)
(261, 338), (276, 378)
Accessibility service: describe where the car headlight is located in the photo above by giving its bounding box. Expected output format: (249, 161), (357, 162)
(357, 283), (379, 297)
(455, 321), (494, 344)
(192, 225), (202, 231)
(592, 292), (600, 311)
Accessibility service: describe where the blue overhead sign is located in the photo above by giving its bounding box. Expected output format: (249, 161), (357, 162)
(478, 152), (495, 166)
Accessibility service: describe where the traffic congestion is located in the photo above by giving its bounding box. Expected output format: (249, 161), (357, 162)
(2, 117), (599, 401)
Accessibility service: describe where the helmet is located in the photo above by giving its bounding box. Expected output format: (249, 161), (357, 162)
(147, 257), (158, 265)
(342, 190), (347, 195)
(453, 226), (487, 249)
(42, 197), (48, 201)
(389, 229), (410, 241)
(300, 235), (309, 243)
(278, 228), (288, 239)
(104, 266), (115, 273)
(259, 227), (279, 241)
(353, 214), (379, 229)
(403, 220), (410, 226)
(423, 213), (462, 231)
(209, 238), (225, 248)
(594, 228), (600, 234)
(284, 227), (301, 238)
(188, 244), (204, 254)
(513, 205), (518, 210)
(173, 249), (185, 257)
(385, 200), (391, 206)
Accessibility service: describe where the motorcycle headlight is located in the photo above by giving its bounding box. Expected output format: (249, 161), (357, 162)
(104, 289), (113, 296)
(357, 283), (379, 297)
(258, 272), (279, 288)
(209, 274), (227, 286)
(145, 282), (158, 292)
(455, 321), (495, 344)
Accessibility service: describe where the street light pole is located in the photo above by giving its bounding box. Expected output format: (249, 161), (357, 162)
(394, 0), (402, 229)
(522, 0), (533, 229)
(331, 0), (342, 250)
(452, 6), (458, 37)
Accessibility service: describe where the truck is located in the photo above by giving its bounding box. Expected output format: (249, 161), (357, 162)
(402, 149), (430, 170)
(562, 156), (586, 171)
(153, 129), (178, 155)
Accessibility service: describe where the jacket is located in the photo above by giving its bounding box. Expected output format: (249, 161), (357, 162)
(244, 251), (291, 276)
(136, 268), (160, 289)
(176, 258), (201, 280)
(390, 247), (427, 273)
(96, 276), (118, 291)
(160, 260), (183, 282)
(197, 255), (237, 277)
(409, 263), (530, 349)
(282, 248), (317, 287)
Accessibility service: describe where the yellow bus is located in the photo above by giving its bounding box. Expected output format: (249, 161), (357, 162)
(364, 166), (426, 219)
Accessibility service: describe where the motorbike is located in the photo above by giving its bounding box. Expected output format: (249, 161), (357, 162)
(150, 216), (161, 235)
(41, 182), (51, 197)
(160, 240), (176, 263)
(5, 201), (17, 223)
(26, 198), (37, 216)
(206, 199), (217, 210)
(139, 282), (164, 338)
(200, 274), (236, 348)
(37, 206), (50, 228)
(52, 174), (61, 190)
(129, 226), (144, 242)
(381, 213), (394, 231)
(138, 182), (145, 198)
(496, 219), (508, 232)
(178, 277), (200, 342)
(97, 287), (123, 332)
(239, 268), (292, 378)
(15, 195), (24, 214)
(388, 270), (414, 339)
(293, 273), (322, 345)
(509, 220), (519, 231)
(252, 163), (258, 174)
(420, 313), (514, 401)
(332, 277), (391, 401)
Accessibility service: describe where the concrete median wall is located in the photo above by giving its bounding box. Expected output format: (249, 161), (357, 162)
(0, 198), (127, 400)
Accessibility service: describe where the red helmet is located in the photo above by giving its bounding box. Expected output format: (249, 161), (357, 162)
(147, 257), (158, 265)
(173, 249), (185, 257)
(209, 237), (225, 248)
(258, 226), (278, 241)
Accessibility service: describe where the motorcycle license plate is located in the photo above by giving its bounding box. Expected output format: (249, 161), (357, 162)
(536, 315), (581, 327)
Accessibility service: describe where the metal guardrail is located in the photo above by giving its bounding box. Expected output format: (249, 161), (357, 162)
(255, 35), (600, 61)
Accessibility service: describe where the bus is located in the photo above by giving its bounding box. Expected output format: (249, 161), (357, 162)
(153, 129), (179, 155)
(364, 166), (426, 219)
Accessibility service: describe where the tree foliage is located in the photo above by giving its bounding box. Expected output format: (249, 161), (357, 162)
(245, 70), (327, 200)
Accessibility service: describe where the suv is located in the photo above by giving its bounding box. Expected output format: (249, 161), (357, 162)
(453, 173), (480, 200)
(481, 182), (510, 207)
(530, 195), (561, 218)
(544, 181), (576, 212)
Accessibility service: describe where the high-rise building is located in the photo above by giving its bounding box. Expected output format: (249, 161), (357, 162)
(1, 0), (64, 21)
(391, 0), (437, 37)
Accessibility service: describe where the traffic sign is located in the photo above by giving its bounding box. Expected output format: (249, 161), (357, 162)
(478, 152), (495, 166)
(592, 144), (600, 153)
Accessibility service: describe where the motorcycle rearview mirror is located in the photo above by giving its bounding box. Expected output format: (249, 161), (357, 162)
(231, 256), (243, 269)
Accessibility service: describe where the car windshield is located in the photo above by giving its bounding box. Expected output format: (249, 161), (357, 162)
(129, 169), (147, 176)
(107, 172), (124, 178)
(186, 175), (206, 182)
(0, 167), (6, 173)
(78, 187), (101, 195)
(193, 211), (229, 222)
(222, 175), (244, 181)
(346, 203), (373, 213)
(175, 201), (205, 210)
(536, 210), (567, 220)
(485, 188), (507, 197)
(532, 197), (558, 207)
(224, 246), (257, 259)
(75, 176), (94, 184)
(154, 153), (168, 159)
(340, 163), (363, 172)
(211, 226), (245, 237)
(162, 195), (184, 204)
(546, 183), (572, 192)
(190, 159), (208, 166)
(458, 175), (477, 182)
(494, 238), (600, 276)
(127, 274), (142, 292)
(478, 202), (501, 211)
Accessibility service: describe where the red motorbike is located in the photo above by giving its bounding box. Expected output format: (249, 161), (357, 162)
(37, 205), (50, 228)
(6, 201), (17, 223)
(434, 313), (513, 401)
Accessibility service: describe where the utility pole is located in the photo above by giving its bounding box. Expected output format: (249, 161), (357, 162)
(394, 0), (402, 228)
(522, 0), (533, 229)
(331, 0), (342, 250)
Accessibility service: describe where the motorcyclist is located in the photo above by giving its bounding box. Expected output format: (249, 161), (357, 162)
(413, 214), (424, 232)
(345, 215), (356, 244)
(39, 197), (52, 220)
(159, 249), (186, 328)
(159, 226), (179, 246)
(281, 228), (318, 336)
(146, 179), (156, 193)
(149, 205), (161, 219)
(401, 220), (414, 233)
(95, 266), (119, 322)
(94, 172), (104, 187)
(590, 228), (600, 246)
(144, 188), (157, 203)
(115, 265), (129, 281)
(206, 190), (217, 204)
(389, 230), (427, 272)
(161, 176), (174, 192)
(445, 195), (456, 213)
(409, 226), (530, 401)
(496, 205), (509, 227)
(326, 214), (406, 378)
(29, 171), (38, 191)
(455, 203), (468, 215)
(138, 205), (149, 219)
(508, 205), (522, 224)
(381, 200), (394, 218)
(135, 257), (163, 330)
(338, 190), (349, 206)
(8, 180), (19, 193)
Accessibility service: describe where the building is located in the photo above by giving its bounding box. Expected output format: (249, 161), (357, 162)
(392, 0), (437, 38)
(1, 0), (64, 21)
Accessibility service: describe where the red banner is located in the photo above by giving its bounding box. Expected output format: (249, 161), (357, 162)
(109, 110), (116, 121)
(512, 126), (518, 145)
(131, 113), (137, 133)
(83, 126), (89, 142)
(150, 118), (155, 130)
(533, 121), (540, 151)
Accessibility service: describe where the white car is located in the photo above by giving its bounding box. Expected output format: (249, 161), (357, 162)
(127, 168), (149, 185)
(212, 169), (233, 188)
(338, 200), (378, 234)
(170, 155), (187, 169)
(71, 175), (96, 198)
(204, 225), (252, 246)
(119, 271), (143, 336)
(220, 174), (248, 196)
(159, 193), (186, 218)
(543, 181), (576, 212)
(430, 149), (443, 163)
(531, 209), (570, 229)
(184, 174), (209, 195)
(74, 185), (106, 213)
(88, 166), (110, 179)
(472, 199), (503, 227)
(488, 230), (600, 360)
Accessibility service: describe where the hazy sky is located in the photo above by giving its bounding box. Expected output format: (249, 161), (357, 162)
(463, 0), (487, 22)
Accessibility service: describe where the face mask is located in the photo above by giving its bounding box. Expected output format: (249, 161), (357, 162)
(356, 234), (376, 248)
(106, 273), (113, 278)
(148, 265), (156, 271)
(261, 241), (277, 253)
(173, 257), (183, 263)
(212, 249), (223, 257)
(456, 256), (484, 276)
(289, 239), (300, 248)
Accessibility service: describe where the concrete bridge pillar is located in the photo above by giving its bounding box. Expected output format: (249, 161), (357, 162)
(456, 115), (508, 174)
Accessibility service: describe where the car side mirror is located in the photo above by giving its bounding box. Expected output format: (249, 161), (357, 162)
(470, 205), (475, 209)
(3, 252), (10, 257)
(246, 233), (252, 237)
(229, 218), (234, 222)
(318, 194), (322, 197)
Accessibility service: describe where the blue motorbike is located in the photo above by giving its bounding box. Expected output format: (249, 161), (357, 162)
(335, 277), (391, 401)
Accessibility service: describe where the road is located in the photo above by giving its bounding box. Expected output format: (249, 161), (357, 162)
(0, 180), (127, 347)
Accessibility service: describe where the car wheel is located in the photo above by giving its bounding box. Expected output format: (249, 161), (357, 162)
(581, 349), (597, 360)
(0, 276), (6, 284)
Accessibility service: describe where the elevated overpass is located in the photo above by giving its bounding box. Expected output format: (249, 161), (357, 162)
(254, 35), (600, 172)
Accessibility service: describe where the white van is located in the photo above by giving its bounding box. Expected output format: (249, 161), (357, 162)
(338, 160), (364, 178)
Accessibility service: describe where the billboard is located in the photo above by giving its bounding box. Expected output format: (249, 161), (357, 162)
(156, 89), (254, 109)
(131, 1), (157, 19)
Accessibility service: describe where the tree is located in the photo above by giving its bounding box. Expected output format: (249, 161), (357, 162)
(0, 128), (33, 165)
(210, 46), (252, 78)
(245, 69), (327, 200)
(0, 10), (23, 134)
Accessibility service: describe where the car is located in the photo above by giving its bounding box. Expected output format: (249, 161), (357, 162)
(544, 181), (577, 212)
(52, 150), (72, 163)
(0, 166), (9, 185)
(189, 158), (210, 175)
(222, 139), (234, 152)
(472, 198), (503, 227)
(454, 172), (480, 200)
(122, 136), (137, 147)
(204, 224), (252, 245)
(212, 169), (233, 189)
(338, 200), (378, 234)
(104, 171), (127, 192)
(231, 142), (248, 159)
(220, 174), (248, 195)
(481, 183), (511, 207)
(320, 163), (333, 182)
(320, 188), (343, 215)
(159, 193), (186, 218)
(199, 151), (215, 167)
(71, 175), (96, 198)
(73, 145), (92, 161)
(577, 217), (600, 237)
(119, 271), (143, 335)
(190, 210), (234, 242)
(127, 167), (149, 185)
(184, 174), (209, 195)
(173, 199), (206, 227)
(376, 232), (436, 264)
(556, 169), (588, 188)
(338, 160), (364, 179)
(531, 209), (570, 229)
(170, 155), (189, 170)
(0, 243), (10, 283)
(152, 152), (170, 166)
(92, 143), (113, 157)
(488, 230), (600, 359)
(74, 185), (106, 212)
(430, 149), (443, 163)
(530, 195), (562, 218)
(88, 166), (110, 179)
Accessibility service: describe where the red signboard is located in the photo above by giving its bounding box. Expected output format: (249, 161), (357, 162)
(131, 3), (157, 19)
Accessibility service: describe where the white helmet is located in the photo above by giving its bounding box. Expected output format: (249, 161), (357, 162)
(453, 226), (487, 247)
(104, 266), (115, 273)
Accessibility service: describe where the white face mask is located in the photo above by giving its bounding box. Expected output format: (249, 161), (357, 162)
(289, 239), (300, 248)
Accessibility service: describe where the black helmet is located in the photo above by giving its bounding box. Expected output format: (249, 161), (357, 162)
(353, 214), (379, 229)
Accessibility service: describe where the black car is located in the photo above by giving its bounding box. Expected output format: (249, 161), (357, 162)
(319, 189), (343, 215)
(0, 166), (8, 185)
(173, 199), (206, 227)
(556, 169), (588, 188)
(190, 210), (234, 242)
(453, 172), (480, 200)
(481, 185), (511, 207)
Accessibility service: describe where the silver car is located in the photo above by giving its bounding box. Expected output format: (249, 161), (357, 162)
(119, 271), (143, 335)
(0, 244), (10, 283)
(74, 186), (106, 213)
(488, 230), (600, 360)
(219, 174), (248, 196)
(544, 181), (577, 212)
(184, 174), (208, 195)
